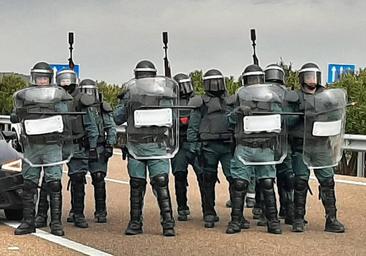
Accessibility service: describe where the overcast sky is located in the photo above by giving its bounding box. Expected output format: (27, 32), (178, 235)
(0, 0), (365, 85)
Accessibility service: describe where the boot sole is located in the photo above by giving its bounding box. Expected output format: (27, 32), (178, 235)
(226, 229), (241, 234)
(325, 228), (345, 233)
(177, 215), (188, 221)
(204, 222), (215, 228)
(51, 231), (65, 236)
(125, 230), (143, 235)
(14, 229), (36, 235)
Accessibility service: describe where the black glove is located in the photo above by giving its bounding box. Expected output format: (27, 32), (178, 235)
(104, 145), (113, 159)
(89, 148), (98, 161)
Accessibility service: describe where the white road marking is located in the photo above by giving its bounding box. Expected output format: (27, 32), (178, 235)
(3, 221), (113, 256)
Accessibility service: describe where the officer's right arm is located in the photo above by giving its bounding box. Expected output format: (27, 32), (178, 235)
(186, 96), (203, 143)
(82, 106), (99, 149)
(113, 94), (129, 125)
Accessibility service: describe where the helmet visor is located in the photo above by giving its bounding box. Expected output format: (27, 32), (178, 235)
(179, 79), (193, 96)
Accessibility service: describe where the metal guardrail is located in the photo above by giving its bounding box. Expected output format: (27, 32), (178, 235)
(1, 115), (365, 176)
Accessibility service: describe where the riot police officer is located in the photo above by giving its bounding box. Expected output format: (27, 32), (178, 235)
(172, 73), (204, 221)
(265, 63), (295, 225)
(187, 69), (234, 229)
(35, 70), (101, 229)
(226, 64), (283, 234)
(78, 78), (117, 224)
(113, 60), (176, 236)
(290, 63), (345, 233)
(11, 62), (72, 236)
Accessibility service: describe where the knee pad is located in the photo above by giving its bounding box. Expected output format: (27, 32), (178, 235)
(70, 173), (86, 184)
(130, 177), (147, 189)
(47, 180), (62, 192)
(174, 172), (188, 182)
(259, 178), (274, 190)
(151, 174), (168, 187)
(233, 179), (248, 191)
(294, 177), (308, 191)
(91, 172), (106, 184)
(319, 178), (335, 188)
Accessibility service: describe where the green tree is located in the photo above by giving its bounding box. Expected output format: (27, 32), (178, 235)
(0, 75), (28, 115)
(97, 81), (122, 108)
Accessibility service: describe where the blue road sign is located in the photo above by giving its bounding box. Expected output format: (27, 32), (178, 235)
(50, 64), (80, 77)
(327, 64), (355, 84)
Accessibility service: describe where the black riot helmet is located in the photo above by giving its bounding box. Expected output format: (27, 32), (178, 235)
(299, 62), (321, 88)
(264, 64), (285, 84)
(134, 60), (157, 79)
(203, 69), (226, 95)
(56, 69), (78, 93)
(79, 79), (99, 102)
(30, 61), (53, 86)
(241, 64), (265, 86)
(173, 73), (194, 98)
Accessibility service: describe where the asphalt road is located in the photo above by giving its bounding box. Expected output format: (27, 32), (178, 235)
(1, 153), (366, 256)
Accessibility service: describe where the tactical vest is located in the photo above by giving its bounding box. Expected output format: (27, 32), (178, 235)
(127, 94), (168, 142)
(70, 90), (86, 141)
(198, 95), (232, 141)
(178, 97), (191, 141)
(288, 87), (325, 146)
(234, 100), (278, 146)
(15, 86), (72, 144)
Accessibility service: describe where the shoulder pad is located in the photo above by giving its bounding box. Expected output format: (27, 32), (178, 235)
(80, 94), (96, 106)
(225, 95), (236, 106)
(188, 96), (203, 108)
(62, 92), (73, 101)
(102, 102), (113, 112)
(285, 90), (299, 103)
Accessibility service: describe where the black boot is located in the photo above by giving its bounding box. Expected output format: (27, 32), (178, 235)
(66, 178), (74, 223)
(260, 179), (282, 234)
(276, 176), (286, 219)
(283, 173), (295, 225)
(125, 178), (146, 235)
(151, 174), (175, 236)
(252, 182), (262, 219)
(35, 178), (49, 228)
(226, 179), (248, 234)
(174, 172), (190, 221)
(256, 198), (267, 227)
(15, 180), (37, 235)
(319, 178), (345, 233)
(70, 173), (88, 228)
(48, 181), (64, 236)
(292, 177), (308, 232)
(92, 172), (107, 223)
(202, 172), (218, 228)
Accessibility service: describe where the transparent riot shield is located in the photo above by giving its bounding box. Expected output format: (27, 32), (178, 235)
(13, 86), (74, 167)
(303, 88), (347, 169)
(125, 76), (179, 159)
(236, 84), (287, 165)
